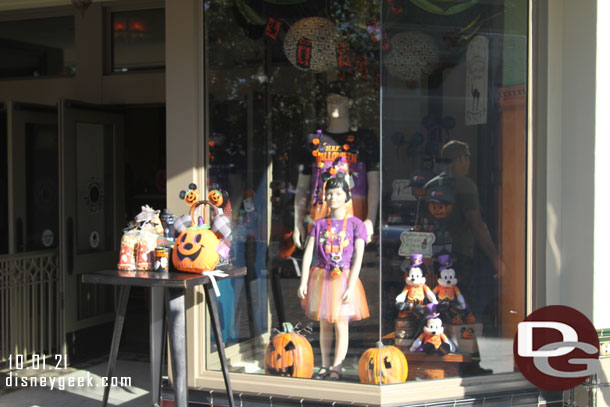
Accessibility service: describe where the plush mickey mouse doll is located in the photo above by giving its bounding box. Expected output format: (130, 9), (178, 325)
(410, 314), (457, 355)
(395, 253), (438, 319)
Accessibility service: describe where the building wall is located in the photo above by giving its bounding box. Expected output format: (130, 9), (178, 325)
(544, 0), (597, 323)
(0, 3), (165, 106)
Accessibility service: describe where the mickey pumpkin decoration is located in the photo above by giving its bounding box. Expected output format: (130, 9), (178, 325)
(461, 327), (474, 339)
(358, 342), (408, 384)
(172, 184), (222, 273)
(180, 183), (199, 206)
(264, 322), (314, 378)
(425, 183), (454, 220)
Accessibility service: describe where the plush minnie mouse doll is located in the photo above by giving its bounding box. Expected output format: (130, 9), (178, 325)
(433, 254), (475, 325)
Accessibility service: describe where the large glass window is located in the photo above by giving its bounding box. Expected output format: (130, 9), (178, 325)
(202, 0), (527, 388)
(0, 16), (75, 78)
(110, 8), (165, 72)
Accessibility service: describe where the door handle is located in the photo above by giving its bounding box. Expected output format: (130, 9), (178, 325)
(66, 217), (74, 275)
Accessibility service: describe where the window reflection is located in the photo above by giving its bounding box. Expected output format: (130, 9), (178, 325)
(111, 9), (165, 72)
(0, 16), (75, 78)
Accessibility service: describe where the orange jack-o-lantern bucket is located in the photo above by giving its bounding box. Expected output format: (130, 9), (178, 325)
(172, 200), (221, 273)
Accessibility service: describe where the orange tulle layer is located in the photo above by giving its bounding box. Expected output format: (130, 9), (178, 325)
(301, 267), (370, 323)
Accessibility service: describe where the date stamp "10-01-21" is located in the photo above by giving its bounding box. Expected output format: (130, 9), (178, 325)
(4, 354), (132, 391)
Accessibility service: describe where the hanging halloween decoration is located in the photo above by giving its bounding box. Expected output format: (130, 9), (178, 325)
(384, 32), (439, 83)
(366, 18), (391, 52)
(386, 0), (404, 15)
(355, 56), (369, 80)
(284, 17), (339, 72)
(264, 322), (314, 378)
(265, 17), (283, 40)
(425, 183), (454, 220)
(358, 342), (408, 384)
(172, 200), (221, 273)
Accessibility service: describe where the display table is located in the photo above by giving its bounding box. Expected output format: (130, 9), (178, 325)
(82, 265), (246, 407)
(383, 332), (472, 380)
(401, 351), (472, 380)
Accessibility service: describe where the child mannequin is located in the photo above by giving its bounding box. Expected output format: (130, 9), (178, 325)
(297, 157), (370, 380)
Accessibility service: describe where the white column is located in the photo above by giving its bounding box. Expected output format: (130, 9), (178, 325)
(595, 0), (610, 329)
(544, 0), (596, 320)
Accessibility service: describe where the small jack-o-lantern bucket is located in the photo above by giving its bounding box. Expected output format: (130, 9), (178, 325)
(172, 200), (221, 273)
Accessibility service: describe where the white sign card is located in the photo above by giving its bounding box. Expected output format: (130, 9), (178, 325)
(398, 231), (436, 258)
(465, 35), (489, 126)
(392, 179), (415, 201)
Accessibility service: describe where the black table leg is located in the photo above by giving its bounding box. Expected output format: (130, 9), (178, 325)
(204, 283), (235, 407)
(150, 287), (165, 407)
(166, 288), (188, 407)
(102, 285), (130, 407)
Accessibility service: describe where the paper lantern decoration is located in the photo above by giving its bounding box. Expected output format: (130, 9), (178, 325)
(283, 17), (339, 73)
(384, 32), (439, 82)
(358, 342), (408, 384)
(264, 323), (314, 378)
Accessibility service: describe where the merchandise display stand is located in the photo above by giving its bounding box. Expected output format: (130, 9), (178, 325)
(83, 264), (246, 407)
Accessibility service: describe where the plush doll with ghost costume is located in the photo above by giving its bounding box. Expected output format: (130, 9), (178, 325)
(410, 314), (457, 355)
(432, 254), (475, 325)
(395, 254), (438, 319)
(298, 156), (370, 380)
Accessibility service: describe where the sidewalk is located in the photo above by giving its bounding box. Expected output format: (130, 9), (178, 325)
(0, 357), (151, 407)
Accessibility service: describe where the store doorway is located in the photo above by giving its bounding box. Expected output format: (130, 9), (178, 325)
(0, 101), (165, 366)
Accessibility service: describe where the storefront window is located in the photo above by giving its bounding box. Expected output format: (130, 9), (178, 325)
(0, 16), (75, 78)
(203, 0), (527, 387)
(110, 9), (165, 72)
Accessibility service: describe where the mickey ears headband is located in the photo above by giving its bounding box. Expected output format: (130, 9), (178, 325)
(179, 183), (199, 205)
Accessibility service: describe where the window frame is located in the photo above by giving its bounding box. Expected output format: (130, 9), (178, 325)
(173, 0), (541, 404)
(102, 0), (165, 76)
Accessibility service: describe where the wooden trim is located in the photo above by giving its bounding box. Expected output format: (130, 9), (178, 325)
(499, 85), (527, 110)
(497, 84), (527, 339)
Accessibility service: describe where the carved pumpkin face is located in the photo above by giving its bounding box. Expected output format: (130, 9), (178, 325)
(184, 190), (199, 205)
(358, 343), (408, 384)
(428, 201), (453, 219)
(208, 189), (224, 207)
(171, 227), (220, 273)
(451, 315), (463, 325)
(464, 313), (476, 324)
(264, 324), (313, 378)
(461, 327), (474, 339)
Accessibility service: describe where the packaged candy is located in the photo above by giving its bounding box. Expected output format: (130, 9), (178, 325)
(118, 229), (139, 270)
(136, 230), (158, 271)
